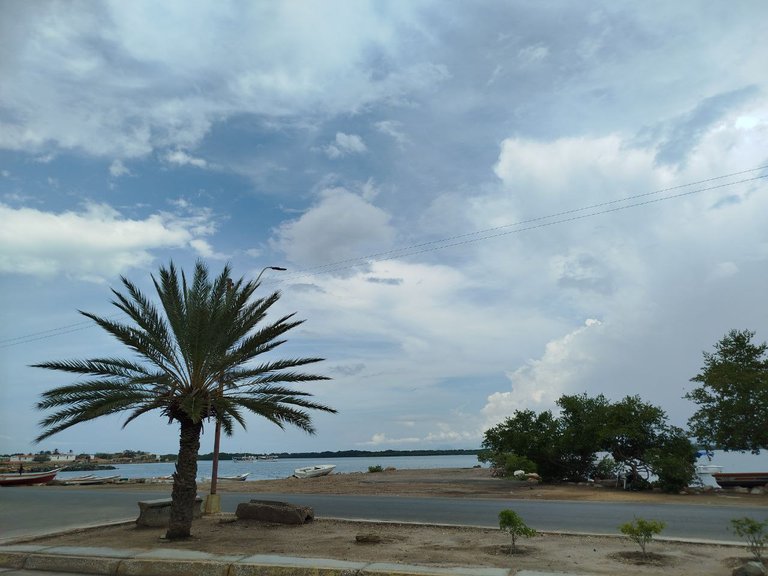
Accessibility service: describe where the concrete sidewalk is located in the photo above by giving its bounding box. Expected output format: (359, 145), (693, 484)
(0, 542), (593, 576)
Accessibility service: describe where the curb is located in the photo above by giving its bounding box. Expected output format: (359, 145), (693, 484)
(0, 545), (529, 576)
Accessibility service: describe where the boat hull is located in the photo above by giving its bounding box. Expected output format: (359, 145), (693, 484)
(712, 472), (768, 488)
(293, 465), (335, 479)
(0, 469), (60, 487)
(63, 475), (120, 485)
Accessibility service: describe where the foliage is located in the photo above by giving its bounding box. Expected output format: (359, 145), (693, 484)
(481, 409), (562, 479)
(368, 465), (383, 473)
(601, 395), (668, 485)
(645, 426), (697, 492)
(619, 517), (665, 558)
(498, 509), (537, 552)
(501, 453), (538, 477)
(33, 261), (336, 539)
(556, 393), (609, 480)
(32, 454), (50, 462)
(685, 329), (768, 454)
(731, 517), (768, 563)
(592, 456), (622, 479)
(481, 392), (692, 487)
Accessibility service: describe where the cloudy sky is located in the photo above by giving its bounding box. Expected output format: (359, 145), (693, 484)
(1, 1), (767, 457)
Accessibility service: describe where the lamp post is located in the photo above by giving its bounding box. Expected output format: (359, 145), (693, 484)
(204, 265), (286, 514)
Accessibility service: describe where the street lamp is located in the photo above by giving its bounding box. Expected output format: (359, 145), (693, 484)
(204, 265), (286, 514)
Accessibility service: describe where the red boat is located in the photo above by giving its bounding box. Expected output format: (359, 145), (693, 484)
(712, 472), (768, 488)
(0, 468), (61, 487)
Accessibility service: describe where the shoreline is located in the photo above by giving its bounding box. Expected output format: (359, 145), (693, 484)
(53, 466), (768, 507)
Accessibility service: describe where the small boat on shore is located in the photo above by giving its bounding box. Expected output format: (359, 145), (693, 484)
(0, 468), (61, 487)
(203, 472), (250, 482)
(62, 474), (120, 485)
(293, 464), (335, 479)
(219, 472), (249, 481)
(712, 471), (768, 488)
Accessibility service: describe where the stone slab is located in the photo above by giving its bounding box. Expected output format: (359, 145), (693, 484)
(24, 553), (120, 575)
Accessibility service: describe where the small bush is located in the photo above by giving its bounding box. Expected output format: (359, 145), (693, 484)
(619, 517), (665, 558)
(498, 509), (537, 552)
(592, 456), (621, 479)
(502, 454), (537, 478)
(367, 465), (383, 473)
(731, 516), (768, 563)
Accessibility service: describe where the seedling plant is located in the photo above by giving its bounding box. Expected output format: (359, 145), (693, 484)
(498, 509), (537, 553)
(619, 517), (665, 559)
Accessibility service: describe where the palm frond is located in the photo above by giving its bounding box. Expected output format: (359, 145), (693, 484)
(232, 396), (317, 433)
(31, 358), (152, 379)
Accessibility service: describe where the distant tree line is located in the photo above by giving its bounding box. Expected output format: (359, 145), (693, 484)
(198, 449), (480, 460)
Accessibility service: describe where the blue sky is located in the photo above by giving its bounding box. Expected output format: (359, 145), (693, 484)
(1, 1), (767, 457)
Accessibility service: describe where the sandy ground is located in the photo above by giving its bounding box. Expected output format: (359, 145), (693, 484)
(24, 467), (768, 575)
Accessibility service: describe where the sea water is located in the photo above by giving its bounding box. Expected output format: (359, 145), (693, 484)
(55, 454), (484, 482)
(54, 450), (768, 483)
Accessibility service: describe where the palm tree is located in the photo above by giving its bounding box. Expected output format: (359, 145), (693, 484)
(33, 261), (336, 539)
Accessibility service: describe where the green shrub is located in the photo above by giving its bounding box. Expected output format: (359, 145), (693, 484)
(498, 509), (537, 552)
(592, 456), (621, 479)
(646, 431), (697, 493)
(367, 465), (383, 473)
(731, 517), (768, 563)
(502, 454), (537, 478)
(619, 517), (665, 558)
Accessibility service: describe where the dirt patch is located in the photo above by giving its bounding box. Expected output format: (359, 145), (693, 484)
(81, 466), (768, 507)
(26, 516), (753, 576)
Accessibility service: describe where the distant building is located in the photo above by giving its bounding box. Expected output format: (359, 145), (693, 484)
(10, 451), (79, 463)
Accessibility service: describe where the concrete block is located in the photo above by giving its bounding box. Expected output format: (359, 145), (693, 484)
(0, 551), (26, 569)
(136, 497), (203, 527)
(116, 558), (228, 576)
(23, 553), (120, 574)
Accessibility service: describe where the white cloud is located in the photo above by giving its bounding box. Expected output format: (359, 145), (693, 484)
(324, 133), (368, 159)
(360, 433), (421, 446)
(375, 120), (410, 147)
(109, 159), (131, 177)
(0, 202), (216, 280)
(271, 187), (395, 267)
(189, 238), (226, 260)
(518, 43), (549, 65)
(0, 2), (441, 159)
(482, 319), (603, 427)
(164, 150), (208, 168)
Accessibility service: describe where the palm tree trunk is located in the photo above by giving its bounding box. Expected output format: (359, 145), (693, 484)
(166, 418), (202, 539)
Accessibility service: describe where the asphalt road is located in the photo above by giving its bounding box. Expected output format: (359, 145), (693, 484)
(1, 486), (766, 543)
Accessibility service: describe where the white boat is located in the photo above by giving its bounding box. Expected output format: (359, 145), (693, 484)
(203, 472), (250, 482)
(62, 475), (120, 485)
(219, 472), (249, 481)
(293, 464), (335, 479)
(233, 454), (277, 462)
(695, 465), (723, 488)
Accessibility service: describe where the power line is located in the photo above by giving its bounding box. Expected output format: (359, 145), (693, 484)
(2, 166), (766, 349)
(279, 165), (768, 276)
(278, 170), (767, 281)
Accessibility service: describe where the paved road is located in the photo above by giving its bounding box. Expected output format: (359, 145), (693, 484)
(2, 486), (766, 543)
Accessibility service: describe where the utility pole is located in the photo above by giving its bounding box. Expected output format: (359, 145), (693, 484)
(204, 266), (286, 514)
